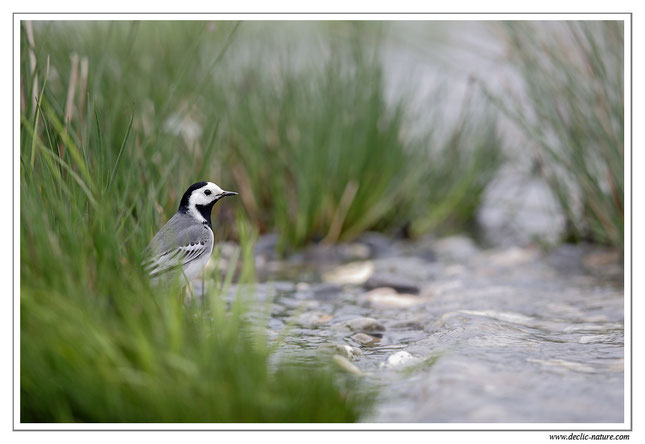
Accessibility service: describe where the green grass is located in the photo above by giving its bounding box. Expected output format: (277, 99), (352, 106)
(20, 21), (374, 422)
(212, 45), (503, 248)
(21, 21), (502, 251)
(490, 21), (624, 248)
(211, 43), (419, 249)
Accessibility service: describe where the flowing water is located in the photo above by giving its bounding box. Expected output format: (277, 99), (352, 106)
(203, 233), (624, 423)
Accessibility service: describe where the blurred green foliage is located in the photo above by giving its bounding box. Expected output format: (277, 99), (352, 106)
(21, 21), (502, 251)
(495, 21), (624, 248)
(20, 21), (376, 422)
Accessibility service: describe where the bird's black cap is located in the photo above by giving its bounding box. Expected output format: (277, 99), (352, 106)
(178, 181), (209, 211)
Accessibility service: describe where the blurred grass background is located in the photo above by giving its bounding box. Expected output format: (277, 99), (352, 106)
(492, 21), (624, 248)
(19, 20), (623, 422)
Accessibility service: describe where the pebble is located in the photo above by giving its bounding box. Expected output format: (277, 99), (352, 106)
(296, 282), (310, 291)
(420, 279), (462, 298)
(322, 261), (374, 285)
(389, 319), (427, 330)
(432, 235), (480, 262)
(373, 257), (440, 282)
(484, 246), (538, 267)
(338, 243), (372, 261)
(364, 273), (420, 294)
(581, 249), (623, 280)
(280, 297), (319, 309)
(270, 281), (297, 293)
(582, 249), (622, 269)
(351, 332), (380, 346)
(385, 351), (419, 367)
(268, 317), (285, 330)
(318, 343), (364, 360)
(346, 317), (386, 335)
(356, 232), (396, 258)
(359, 287), (422, 309)
(295, 311), (333, 328)
(311, 283), (344, 301)
(578, 334), (622, 344)
(333, 355), (363, 375)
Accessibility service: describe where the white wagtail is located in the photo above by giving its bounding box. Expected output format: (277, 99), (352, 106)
(144, 181), (237, 283)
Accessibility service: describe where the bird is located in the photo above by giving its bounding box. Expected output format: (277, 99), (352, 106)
(143, 181), (237, 283)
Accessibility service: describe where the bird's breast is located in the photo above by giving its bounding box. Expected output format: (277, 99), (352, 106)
(182, 226), (214, 282)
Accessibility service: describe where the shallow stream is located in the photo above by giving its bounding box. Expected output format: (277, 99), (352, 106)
(201, 233), (624, 423)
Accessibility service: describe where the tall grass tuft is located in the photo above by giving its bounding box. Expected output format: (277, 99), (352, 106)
(22, 21), (502, 252)
(212, 45), (419, 250)
(20, 21), (372, 422)
(208, 33), (503, 250)
(493, 21), (624, 248)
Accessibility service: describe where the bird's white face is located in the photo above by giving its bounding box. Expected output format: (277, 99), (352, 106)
(185, 182), (236, 223)
(188, 182), (225, 207)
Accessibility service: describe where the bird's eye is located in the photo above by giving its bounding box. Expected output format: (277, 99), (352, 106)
(204, 190), (212, 196)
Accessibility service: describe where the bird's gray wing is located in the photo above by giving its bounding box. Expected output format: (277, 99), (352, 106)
(143, 214), (213, 278)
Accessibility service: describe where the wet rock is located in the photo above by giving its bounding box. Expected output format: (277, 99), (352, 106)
(310, 283), (344, 301)
(582, 249), (623, 281)
(416, 249), (437, 262)
(318, 343), (363, 360)
(333, 355), (363, 375)
(323, 261), (374, 285)
(483, 246), (538, 267)
(356, 232), (396, 258)
(578, 334), (623, 344)
(346, 317), (386, 335)
(268, 317), (285, 330)
(292, 289), (314, 300)
(295, 311), (333, 328)
(359, 287), (422, 309)
(271, 303), (286, 316)
(385, 351), (419, 367)
(443, 264), (466, 277)
(409, 234), (438, 256)
(404, 344), (435, 356)
(303, 243), (342, 264)
(351, 332), (381, 346)
(420, 279), (462, 298)
(296, 282), (310, 291)
(270, 281), (296, 293)
(373, 257), (440, 282)
(280, 297), (320, 310)
(545, 243), (587, 275)
(458, 309), (535, 325)
(338, 243), (372, 261)
(582, 249), (622, 269)
(364, 273), (420, 294)
(432, 235), (480, 262)
(389, 319), (428, 330)
(329, 322), (352, 333)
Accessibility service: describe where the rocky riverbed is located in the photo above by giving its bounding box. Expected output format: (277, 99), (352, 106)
(198, 233), (624, 423)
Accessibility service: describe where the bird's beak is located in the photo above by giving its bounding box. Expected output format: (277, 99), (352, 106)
(221, 191), (238, 198)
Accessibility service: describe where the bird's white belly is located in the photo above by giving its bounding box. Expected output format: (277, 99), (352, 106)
(182, 229), (214, 282)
